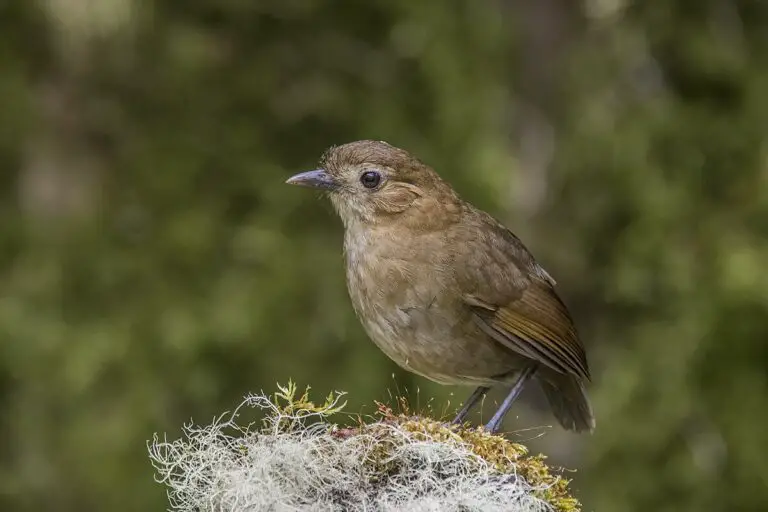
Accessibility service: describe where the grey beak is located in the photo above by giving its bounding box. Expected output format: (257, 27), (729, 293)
(285, 169), (339, 191)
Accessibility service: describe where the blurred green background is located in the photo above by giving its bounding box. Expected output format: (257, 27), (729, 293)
(2, 0), (767, 510)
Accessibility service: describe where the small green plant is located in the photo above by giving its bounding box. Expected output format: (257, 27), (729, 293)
(270, 379), (348, 429)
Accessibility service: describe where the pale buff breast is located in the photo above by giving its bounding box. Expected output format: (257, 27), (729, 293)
(343, 227), (524, 385)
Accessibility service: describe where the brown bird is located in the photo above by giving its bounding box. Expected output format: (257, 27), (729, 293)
(286, 140), (595, 433)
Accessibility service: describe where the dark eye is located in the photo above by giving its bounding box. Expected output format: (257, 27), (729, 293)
(360, 170), (381, 189)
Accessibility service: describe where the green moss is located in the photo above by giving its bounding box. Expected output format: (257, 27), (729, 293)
(373, 405), (580, 512)
(269, 383), (581, 512)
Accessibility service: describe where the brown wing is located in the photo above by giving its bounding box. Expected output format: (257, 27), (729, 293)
(447, 209), (590, 380)
(465, 278), (590, 380)
(465, 280), (590, 381)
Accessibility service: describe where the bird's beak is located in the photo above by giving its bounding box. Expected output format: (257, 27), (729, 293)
(285, 169), (339, 191)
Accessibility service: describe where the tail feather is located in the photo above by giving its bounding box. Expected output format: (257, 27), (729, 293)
(540, 374), (595, 433)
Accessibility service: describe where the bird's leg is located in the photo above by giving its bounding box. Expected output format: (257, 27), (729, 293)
(452, 386), (490, 424)
(484, 366), (537, 434)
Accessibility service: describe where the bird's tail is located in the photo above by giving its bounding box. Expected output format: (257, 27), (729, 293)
(540, 374), (595, 433)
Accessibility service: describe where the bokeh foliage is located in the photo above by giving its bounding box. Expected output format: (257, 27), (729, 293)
(1, 1), (766, 511)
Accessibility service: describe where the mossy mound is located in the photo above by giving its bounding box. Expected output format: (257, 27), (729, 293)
(149, 382), (581, 512)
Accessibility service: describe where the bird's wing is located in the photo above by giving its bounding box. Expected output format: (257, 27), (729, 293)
(464, 283), (590, 380)
(453, 216), (590, 381)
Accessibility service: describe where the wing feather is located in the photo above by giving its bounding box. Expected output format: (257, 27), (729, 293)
(465, 281), (590, 381)
(452, 214), (590, 381)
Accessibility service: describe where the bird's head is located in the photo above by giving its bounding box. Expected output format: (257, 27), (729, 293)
(286, 140), (459, 229)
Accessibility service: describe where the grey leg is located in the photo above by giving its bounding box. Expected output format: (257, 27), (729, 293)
(452, 386), (490, 424)
(484, 366), (537, 433)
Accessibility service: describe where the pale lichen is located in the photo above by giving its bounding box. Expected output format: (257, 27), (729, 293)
(148, 381), (581, 512)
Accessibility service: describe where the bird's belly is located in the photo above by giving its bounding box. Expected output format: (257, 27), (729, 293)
(358, 300), (523, 386)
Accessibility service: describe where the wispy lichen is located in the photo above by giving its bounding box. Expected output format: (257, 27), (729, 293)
(148, 382), (581, 512)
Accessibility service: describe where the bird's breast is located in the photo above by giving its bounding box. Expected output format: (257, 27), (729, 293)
(344, 230), (448, 339)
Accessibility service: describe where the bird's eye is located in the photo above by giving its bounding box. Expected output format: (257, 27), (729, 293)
(360, 170), (381, 189)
